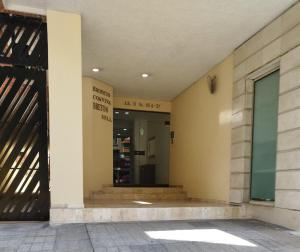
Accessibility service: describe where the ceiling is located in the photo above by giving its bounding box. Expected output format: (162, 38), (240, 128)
(4, 0), (297, 100)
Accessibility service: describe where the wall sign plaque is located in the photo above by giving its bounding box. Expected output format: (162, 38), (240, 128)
(123, 100), (161, 109)
(92, 86), (112, 122)
(113, 97), (171, 113)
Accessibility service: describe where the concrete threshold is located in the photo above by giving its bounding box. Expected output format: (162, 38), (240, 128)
(50, 201), (247, 225)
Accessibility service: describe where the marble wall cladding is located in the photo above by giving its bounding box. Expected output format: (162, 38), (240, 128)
(230, 2), (300, 207)
(281, 2), (300, 33)
(277, 149), (300, 171)
(276, 170), (300, 190)
(231, 158), (251, 173)
(231, 110), (252, 129)
(230, 173), (250, 189)
(229, 189), (250, 204)
(262, 38), (281, 65)
(231, 126), (252, 144)
(280, 44), (300, 73)
(275, 190), (300, 210)
(280, 67), (300, 94)
(281, 24), (300, 54)
(246, 79), (254, 93)
(247, 203), (300, 230)
(229, 172), (250, 204)
(278, 128), (300, 151)
(234, 2), (300, 67)
(278, 108), (300, 132)
(278, 86), (300, 113)
(50, 205), (247, 225)
(232, 94), (253, 115)
(261, 17), (282, 47)
(234, 33), (263, 67)
(233, 78), (246, 98)
(231, 142), (251, 159)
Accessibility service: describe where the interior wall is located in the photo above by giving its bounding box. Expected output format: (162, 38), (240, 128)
(170, 55), (233, 203)
(47, 10), (84, 208)
(83, 77), (113, 198)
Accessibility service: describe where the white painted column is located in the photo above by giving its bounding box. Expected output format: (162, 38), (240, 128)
(47, 10), (84, 208)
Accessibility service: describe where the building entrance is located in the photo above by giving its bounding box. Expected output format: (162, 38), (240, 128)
(113, 109), (170, 186)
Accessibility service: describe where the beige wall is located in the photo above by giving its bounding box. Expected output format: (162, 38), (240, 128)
(114, 96), (171, 113)
(170, 55), (233, 203)
(47, 10), (83, 208)
(83, 77), (113, 198)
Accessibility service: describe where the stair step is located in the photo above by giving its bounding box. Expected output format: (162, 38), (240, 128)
(101, 186), (184, 194)
(91, 192), (188, 201)
(90, 186), (188, 201)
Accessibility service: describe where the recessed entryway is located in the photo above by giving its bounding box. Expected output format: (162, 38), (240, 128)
(113, 109), (170, 186)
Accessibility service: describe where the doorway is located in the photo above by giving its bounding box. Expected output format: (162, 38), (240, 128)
(113, 109), (170, 186)
(250, 70), (279, 201)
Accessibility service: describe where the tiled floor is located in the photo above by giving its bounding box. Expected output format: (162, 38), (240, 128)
(0, 219), (299, 251)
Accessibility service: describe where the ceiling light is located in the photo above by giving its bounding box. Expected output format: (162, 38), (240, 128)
(123, 128), (127, 131)
(142, 73), (149, 78)
(92, 68), (100, 72)
(115, 111), (120, 114)
(124, 111), (130, 115)
(117, 133), (121, 136)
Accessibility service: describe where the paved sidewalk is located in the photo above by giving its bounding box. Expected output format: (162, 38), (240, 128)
(0, 219), (299, 251)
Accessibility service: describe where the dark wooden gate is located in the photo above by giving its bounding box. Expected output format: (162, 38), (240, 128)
(0, 13), (49, 221)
